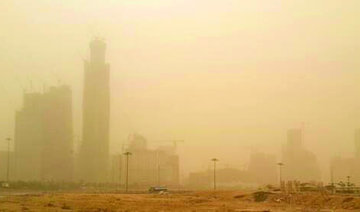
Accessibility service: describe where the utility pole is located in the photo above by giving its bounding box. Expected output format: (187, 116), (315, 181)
(6, 138), (11, 184)
(157, 150), (160, 186)
(277, 162), (284, 188)
(347, 175), (351, 192)
(123, 152), (132, 193)
(330, 164), (335, 194)
(112, 157), (115, 183)
(119, 154), (122, 189)
(211, 158), (219, 191)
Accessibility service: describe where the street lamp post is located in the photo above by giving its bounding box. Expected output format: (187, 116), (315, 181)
(157, 150), (160, 186)
(123, 152), (132, 192)
(330, 164), (335, 194)
(6, 138), (11, 183)
(118, 155), (122, 189)
(211, 158), (219, 191)
(277, 162), (284, 188)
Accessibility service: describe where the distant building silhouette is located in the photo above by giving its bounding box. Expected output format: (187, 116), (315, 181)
(330, 129), (360, 185)
(282, 129), (321, 182)
(331, 156), (354, 184)
(287, 129), (302, 149)
(247, 152), (277, 185)
(78, 39), (110, 182)
(0, 151), (15, 181)
(14, 86), (74, 181)
(186, 152), (277, 188)
(112, 133), (179, 187)
(187, 168), (252, 189)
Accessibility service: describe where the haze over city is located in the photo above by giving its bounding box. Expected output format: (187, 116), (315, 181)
(1, 0), (360, 183)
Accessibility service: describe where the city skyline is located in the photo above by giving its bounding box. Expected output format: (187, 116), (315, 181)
(1, 0), (360, 181)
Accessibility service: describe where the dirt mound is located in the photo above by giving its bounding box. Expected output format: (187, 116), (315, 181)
(270, 193), (360, 210)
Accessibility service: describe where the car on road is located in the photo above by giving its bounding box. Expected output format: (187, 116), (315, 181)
(149, 186), (168, 193)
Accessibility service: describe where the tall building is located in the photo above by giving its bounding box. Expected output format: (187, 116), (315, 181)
(78, 39), (110, 182)
(330, 129), (360, 185)
(41, 86), (74, 181)
(14, 86), (74, 181)
(282, 129), (321, 182)
(287, 129), (303, 148)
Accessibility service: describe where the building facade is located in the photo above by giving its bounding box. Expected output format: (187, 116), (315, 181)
(14, 86), (74, 181)
(112, 134), (180, 187)
(282, 129), (321, 182)
(330, 129), (360, 185)
(78, 39), (110, 182)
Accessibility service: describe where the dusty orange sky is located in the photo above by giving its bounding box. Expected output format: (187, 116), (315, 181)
(0, 0), (360, 180)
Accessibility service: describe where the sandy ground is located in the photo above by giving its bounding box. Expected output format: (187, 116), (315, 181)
(0, 190), (359, 211)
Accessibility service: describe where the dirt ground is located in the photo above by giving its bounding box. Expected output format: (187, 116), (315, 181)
(1, 190), (360, 211)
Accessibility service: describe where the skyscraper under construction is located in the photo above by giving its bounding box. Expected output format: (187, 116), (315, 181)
(78, 39), (110, 182)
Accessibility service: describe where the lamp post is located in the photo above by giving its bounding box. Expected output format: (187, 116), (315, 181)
(123, 152), (132, 192)
(277, 162), (284, 187)
(157, 150), (160, 186)
(211, 158), (219, 191)
(118, 155), (122, 189)
(330, 164), (335, 194)
(6, 138), (11, 183)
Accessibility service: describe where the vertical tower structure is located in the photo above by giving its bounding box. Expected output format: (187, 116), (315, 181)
(79, 39), (110, 182)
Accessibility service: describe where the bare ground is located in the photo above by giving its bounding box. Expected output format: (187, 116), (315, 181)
(0, 190), (360, 211)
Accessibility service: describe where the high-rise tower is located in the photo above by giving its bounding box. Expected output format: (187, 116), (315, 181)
(282, 129), (321, 182)
(79, 39), (110, 182)
(15, 86), (74, 181)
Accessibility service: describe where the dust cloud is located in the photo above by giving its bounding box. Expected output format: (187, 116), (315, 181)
(0, 0), (360, 187)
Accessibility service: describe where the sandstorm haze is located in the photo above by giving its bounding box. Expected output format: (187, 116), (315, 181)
(1, 0), (360, 180)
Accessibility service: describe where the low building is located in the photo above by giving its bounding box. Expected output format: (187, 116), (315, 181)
(187, 168), (253, 189)
(186, 152), (277, 189)
(331, 156), (355, 184)
(112, 133), (179, 187)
